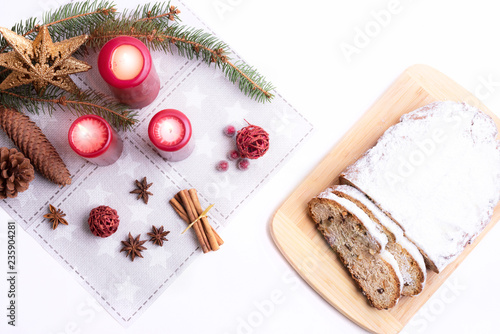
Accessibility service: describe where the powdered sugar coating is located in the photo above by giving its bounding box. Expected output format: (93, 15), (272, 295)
(318, 189), (388, 249)
(342, 101), (500, 272)
(380, 250), (404, 295)
(332, 185), (427, 289)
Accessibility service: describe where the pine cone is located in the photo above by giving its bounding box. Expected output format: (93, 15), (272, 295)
(0, 107), (71, 186)
(0, 147), (35, 199)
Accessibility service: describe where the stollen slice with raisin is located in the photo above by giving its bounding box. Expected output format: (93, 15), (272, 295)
(309, 188), (403, 309)
(331, 185), (426, 296)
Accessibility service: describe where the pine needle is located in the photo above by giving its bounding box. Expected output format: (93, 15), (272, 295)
(0, 86), (137, 130)
(0, 0), (274, 132)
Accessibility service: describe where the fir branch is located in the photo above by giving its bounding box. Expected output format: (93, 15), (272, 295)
(224, 61), (275, 103)
(0, 87), (137, 130)
(62, 89), (137, 130)
(49, 1), (181, 41)
(42, 0), (117, 41)
(0, 0), (274, 132)
(87, 23), (274, 102)
(0, 1), (116, 54)
(1, 1), (274, 102)
(133, 3), (181, 23)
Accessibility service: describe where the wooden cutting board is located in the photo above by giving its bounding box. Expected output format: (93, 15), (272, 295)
(270, 64), (500, 334)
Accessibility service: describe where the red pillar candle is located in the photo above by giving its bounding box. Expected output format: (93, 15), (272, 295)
(68, 115), (123, 166)
(98, 36), (160, 109)
(148, 109), (195, 162)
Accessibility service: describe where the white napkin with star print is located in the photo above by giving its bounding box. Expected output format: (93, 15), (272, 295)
(0, 0), (313, 326)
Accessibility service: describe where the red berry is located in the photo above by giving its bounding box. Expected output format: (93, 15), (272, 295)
(223, 125), (236, 137)
(237, 159), (250, 170)
(227, 149), (240, 161)
(216, 160), (229, 172)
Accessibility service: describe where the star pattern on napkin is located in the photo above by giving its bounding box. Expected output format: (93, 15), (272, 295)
(269, 107), (299, 139)
(216, 180), (239, 201)
(149, 249), (172, 269)
(114, 276), (141, 303)
(225, 101), (249, 123)
(116, 153), (140, 178)
(12, 186), (38, 206)
(127, 204), (154, 224)
(194, 133), (217, 158)
(154, 55), (170, 76)
(85, 183), (112, 206)
(183, 85), (207, 110)
(53, 223), (78, 241)
(209, 172), (239, 201)
(96, 237), (119, 258)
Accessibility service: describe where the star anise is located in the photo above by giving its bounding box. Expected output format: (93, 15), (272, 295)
(43, 204), (68, 230)
(147, 225), (170, 246)
(120, 233), (147, 262)
(130, 177), (153, 204)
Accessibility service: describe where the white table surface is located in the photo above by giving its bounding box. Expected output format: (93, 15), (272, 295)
(1, 0), (500, 333)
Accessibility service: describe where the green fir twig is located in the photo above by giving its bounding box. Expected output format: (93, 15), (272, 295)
(0, 0), (274, 132)
(87, 22), (274, 102)
(0, 0), (117, 53)
(42, 0), (117, 41)
(0, 87), (137, 130)
(132, 2), (181, 23)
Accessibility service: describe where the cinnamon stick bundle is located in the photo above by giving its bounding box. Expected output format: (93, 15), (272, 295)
(170, 189), (223, 253)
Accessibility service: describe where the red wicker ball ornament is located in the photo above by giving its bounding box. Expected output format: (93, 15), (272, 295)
(236, 124), (270, 159)
(88, 205), (120, 238)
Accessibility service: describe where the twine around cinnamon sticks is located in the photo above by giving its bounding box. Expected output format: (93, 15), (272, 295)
(170, 189), (223, 253)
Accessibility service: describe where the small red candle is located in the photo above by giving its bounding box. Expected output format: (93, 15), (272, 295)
(98, 36), (160, 109)
(68, 115), (123, 166)
(148, 109), (195, 162)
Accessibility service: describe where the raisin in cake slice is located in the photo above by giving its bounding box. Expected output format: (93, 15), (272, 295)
(331, 185), (427, 296)
(309, 188), (403, 309)
(341, 101), (500, 272)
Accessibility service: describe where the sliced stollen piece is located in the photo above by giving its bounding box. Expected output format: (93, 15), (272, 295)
(341, 101), (500, 272)
(331, 185), (427, 296)
(309, 188), (403, 309)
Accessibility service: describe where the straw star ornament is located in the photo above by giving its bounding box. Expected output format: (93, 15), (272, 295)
(0, 26), (90, 94)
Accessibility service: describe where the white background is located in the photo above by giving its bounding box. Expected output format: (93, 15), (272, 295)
(1, 0), (500, 333)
